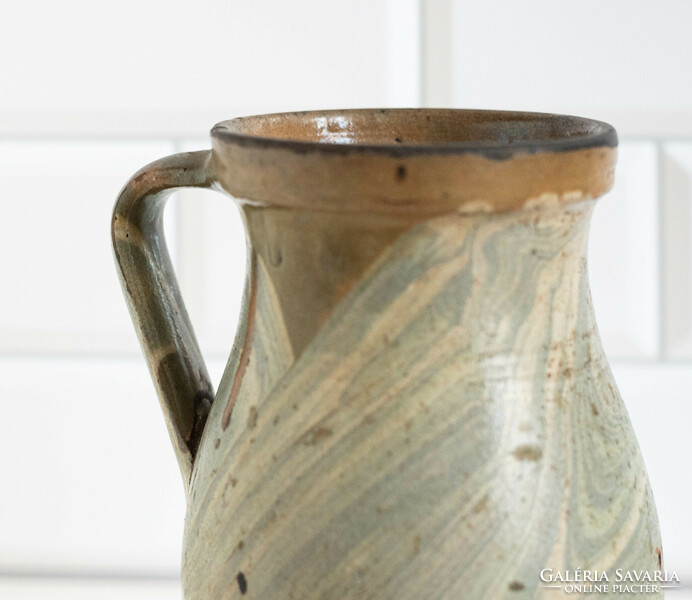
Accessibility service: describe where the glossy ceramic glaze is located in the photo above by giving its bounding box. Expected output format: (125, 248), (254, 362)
(112, 109), (661, 599)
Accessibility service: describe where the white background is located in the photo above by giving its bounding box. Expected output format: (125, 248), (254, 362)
(1, 0), (690, 596)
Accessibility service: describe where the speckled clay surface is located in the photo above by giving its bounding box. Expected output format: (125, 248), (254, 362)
(112, 109), (662, 599)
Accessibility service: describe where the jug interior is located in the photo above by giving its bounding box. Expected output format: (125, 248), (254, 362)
(215, 108), (615, 151)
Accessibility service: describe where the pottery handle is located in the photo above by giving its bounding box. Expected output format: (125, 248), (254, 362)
(112, 150), (215, 486)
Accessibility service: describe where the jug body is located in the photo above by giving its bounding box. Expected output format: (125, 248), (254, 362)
(183, 202), (661, 600)
(112, 109), (663, 600)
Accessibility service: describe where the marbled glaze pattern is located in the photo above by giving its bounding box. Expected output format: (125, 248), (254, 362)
(182, 202), (660, 600)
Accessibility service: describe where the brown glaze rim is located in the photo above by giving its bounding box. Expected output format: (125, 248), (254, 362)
(211, 108), (617, 161)
(210, 108), (618, 214)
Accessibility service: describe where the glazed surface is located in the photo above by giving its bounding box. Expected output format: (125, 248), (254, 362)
(183, 202), (661, 599)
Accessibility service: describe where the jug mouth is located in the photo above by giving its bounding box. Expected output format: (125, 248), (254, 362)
(212, 108), (616, 160)
(210, 108), (617, 214)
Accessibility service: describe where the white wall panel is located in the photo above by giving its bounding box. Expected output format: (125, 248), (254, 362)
(169, 141), (247, 368)
(0, 0), (415, 138)
(588, 142), (660, 358)
(661, 142), (692, 358)
(448, 0), (692, 136)
(0, 358), (184, 574)
(0, 141), (176, 355)
(449, 0), (692, 112)
(0, 578), (181, 600)
(172, 187), (246, 364)
(385, 0), (422, 107)
(421, 0), (452, 106)
(0, 356), (224, 575)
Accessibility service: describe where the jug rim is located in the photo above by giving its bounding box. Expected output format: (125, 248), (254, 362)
(209, 108), (618, 214)
(211, 108), (617, 161)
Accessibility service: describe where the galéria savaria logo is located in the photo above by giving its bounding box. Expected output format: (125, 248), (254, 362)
(539, 569), (681, 595)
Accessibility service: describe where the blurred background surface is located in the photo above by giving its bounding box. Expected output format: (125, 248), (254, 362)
(1, 0), (690, 596)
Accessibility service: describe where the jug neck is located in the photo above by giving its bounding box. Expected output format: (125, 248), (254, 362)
(240, 201), (596, 362)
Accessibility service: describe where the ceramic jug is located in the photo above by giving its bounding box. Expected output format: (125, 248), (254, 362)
(112, 109), (662, 599)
